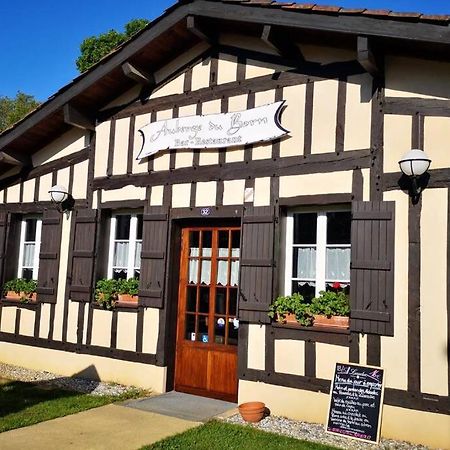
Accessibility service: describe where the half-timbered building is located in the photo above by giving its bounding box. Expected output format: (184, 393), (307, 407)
(0, 1), (449, 447)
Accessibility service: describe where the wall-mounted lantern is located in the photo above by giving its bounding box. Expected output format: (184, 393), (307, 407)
(398, 149), (431, 203)
(49, 185), (74, 214)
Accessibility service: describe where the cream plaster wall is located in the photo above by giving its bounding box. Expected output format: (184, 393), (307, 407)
(57, 167), (70, 196)
(300, 44), (355, 64)
(0, 341), (167, 392)
(102, 85), (141, 110)
(280, 84), (305, 158)
(116, 312), (137, 352)
(217, 54), (237, 85)
(344, 74), (372, 151)
(6, 184), (20, 203)
(247, 324), (265, 370)
(223, 179), (245, 205)
(33, 129), (87, 166)
(72, 160), (89, 199)
(385, 55), (450, 100)
(66, 301), (79, 344)
(39, 304), (51, 339)
(383, 115), (412, 173)
(38, 173), (52, 202)
(90, 309), (112, 348)
(0, 307), (15, 333)
(153, 110), (172, 172)
(254, 177), (271, 207)
(274, 339), (305, 376)
(142, 308), (159, 355)
(101, 185), (146, 202)
(150, 186), (164, 206)
(420, 188), (448, 396)
(94, 121), (110, 178)
(315, 343), (349, 380)
(195, 181), (216, 207)
(226, 95), (247, 163)
(252, 90), (275, 160)
(238, 380), (450, 448)
(133, 113), (151, 174)
(424, 117), (450, 170)
(18, 308), (35, 337)
(191, 58), (211, 91)
(381, 191), (409, 390)
(150, 73), (184, 99)
(175, 104), (196, 168)
(311, 79), (339, 154)
(362, 168), (370, 201)
(279, 171), (353, 198)
(112, 117), (130, 175)
(22, 179), (35, 203)
(172, 184), (191, 208)
(245, 60), (274, 79)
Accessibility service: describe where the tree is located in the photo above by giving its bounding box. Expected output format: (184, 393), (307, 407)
(76, 18), (149, 73)
(0, 92), (40, 133)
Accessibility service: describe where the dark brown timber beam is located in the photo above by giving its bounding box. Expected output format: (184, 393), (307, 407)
(0, 150), (31, 167)
(357, 36), (381, 78)
(121, 62), (155, 86)
(186, 15), (216, 46)
(261, 24), (304, 61)
(63, 104), (95, 131)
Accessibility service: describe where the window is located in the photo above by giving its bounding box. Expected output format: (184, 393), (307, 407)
(17, 216), (42, 280)
(285, 209), (351, 301)
(107, 212), (143, 280)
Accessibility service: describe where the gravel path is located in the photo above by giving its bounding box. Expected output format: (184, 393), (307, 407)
(0, 362), (142, 397)
(226, 414), (433, 450)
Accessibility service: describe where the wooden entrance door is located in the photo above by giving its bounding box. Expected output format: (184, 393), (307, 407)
(175, 227), (240, 402)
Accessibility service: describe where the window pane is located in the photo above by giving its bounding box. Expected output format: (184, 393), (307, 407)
(230, 261), (239, 286)
(134, 241), (142, 268)
(190, 231), (199, 249)
(136, 214), (143, 240)
(185, 314), (196, 341)
(22, 268), (33, 280)
(199, 287), (209, 313)
(186, 286), (197, 312)
(293, 247), (316, 279)
(198, 315), (209, 342)
(327, 211), (351, 244)
(326, 247), (351, 281)
(188, 259), (199, 284)
(115, 215), (131, 239)
(292, 281), (315, 303)
(202, 231), (212, 257)
(293, 213), (316, 244)
(22, 243), (35, 267)
(25, 219), (37, 241)
(215, 288), (227, 315)
(229, 288), (238, 316)
(113, 242), (129, 267)
(200, 259), (211, 285)
(231, 231), (240, 257)
(217, 260), (228, 285)
(214, 317), (226, 344)
(218, 231), (229, 257)
(227, 319), (238, 346)
(113, 269), (127, 280)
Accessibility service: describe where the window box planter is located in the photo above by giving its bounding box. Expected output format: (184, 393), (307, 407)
(3, 279), (38, 303)
(116, 294), (139, 308)
(313, 314), (349, 329)
(276, 313), (298, 325)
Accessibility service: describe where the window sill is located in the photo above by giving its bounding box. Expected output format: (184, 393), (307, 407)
(272, 321), (350, 335)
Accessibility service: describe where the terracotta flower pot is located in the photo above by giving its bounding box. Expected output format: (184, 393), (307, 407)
(118, 294), (138, 303)
(238, 401), (266, 423)
(277, 313), (297, 324)
(313, 314), (349, 329)
(5, 291), (36, 302)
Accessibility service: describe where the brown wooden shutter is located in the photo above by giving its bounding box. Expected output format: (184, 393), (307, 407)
(0, 212), (8, 285)
(37, 209), (63, 303)
(350, 201), (395, 336)
(138, 205), (169, 308)
(68, 209), (99, 302)
(238, 206), (275, 324)
(4, 214), (21, 283)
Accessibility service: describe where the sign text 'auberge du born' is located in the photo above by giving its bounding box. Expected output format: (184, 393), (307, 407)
(136, 101), (288, 159)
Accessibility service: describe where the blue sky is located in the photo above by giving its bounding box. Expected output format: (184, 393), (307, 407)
(1, 0), (449, 101)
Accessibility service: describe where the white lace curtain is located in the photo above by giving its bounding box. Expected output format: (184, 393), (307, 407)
(22, 243), (35, 268)
(113, 241), (142, 270)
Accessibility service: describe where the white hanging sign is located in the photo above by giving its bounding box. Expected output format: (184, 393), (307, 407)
(136, 101), (288, 160)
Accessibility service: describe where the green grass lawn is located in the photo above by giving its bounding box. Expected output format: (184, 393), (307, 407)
(143, 421), (341, 450)
(0, 378), (143, 433)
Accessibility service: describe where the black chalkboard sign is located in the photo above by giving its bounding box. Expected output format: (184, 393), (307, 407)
(326, 362), (385, 443)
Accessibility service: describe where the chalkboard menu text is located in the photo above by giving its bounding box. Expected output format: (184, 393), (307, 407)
(326, 362), (385, 443)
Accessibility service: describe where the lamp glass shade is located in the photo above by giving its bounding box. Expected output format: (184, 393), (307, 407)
(49, 185), (69, 203)
(399, 149), (431, 177)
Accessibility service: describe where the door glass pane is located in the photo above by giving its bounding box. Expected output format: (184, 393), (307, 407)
(217, 260), (228, 286)
(228, 319), (238, 346)
(202, 230), (212, 257)
(200, 259), (211, 285)
(199, 287), (209, 313)
(188, 259), (199, 284)
(230, 261), (239, 286)
(198, 315), (209, 343)
(231, 231), (240, 257)
(218, 231), (229, 257)
(294, 213), (316, 244)
(215, 288), (227, 315)
(189, 231), (199, 251)
(214, 317), (226, 344)
(293, 247), (316, 279)
(116, 215), (131, 239)
(186, 286), (197, 312)
(185, 314), (196, 341)
(229, 288), (238, 316)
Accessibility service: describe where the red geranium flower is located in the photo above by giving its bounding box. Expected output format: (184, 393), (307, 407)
(332, 282), (341, 289)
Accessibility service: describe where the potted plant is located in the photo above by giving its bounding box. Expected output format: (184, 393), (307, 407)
(3, 278), (37, 303)
(268, 293), (313, 326)
(117, 278), (139, 305)
(310, 284), (350, 329)
(95, 278), (118, 310)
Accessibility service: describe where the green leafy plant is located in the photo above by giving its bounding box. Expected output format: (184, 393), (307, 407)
(268, 293), (313, 326)
(310, 290), (350, 317)
(117, 278), (139, 296)
(3, 278), (37, 302)
(95, 279), (118, 310)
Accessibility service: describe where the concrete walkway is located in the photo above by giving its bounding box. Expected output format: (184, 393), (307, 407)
(0, 403), (199, 450)
(0, 392), (237, 450)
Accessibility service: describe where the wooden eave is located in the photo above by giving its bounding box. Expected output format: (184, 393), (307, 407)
(1, 0), (450, 163)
